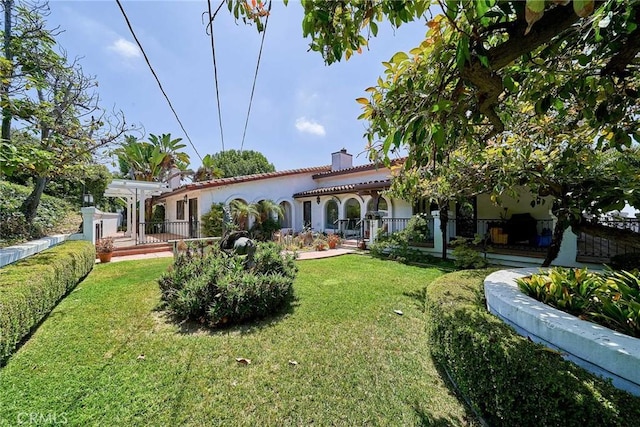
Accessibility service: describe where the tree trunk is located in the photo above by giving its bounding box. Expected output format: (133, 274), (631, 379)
(440, 204), (449, 260)
(1, 0), (14, 143)
(21, 175), (47, 224)
(542, 213), (570, 267)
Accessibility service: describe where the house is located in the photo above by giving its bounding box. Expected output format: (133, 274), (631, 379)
(155, 149), (414, 238)
(89, 148), (636, 268)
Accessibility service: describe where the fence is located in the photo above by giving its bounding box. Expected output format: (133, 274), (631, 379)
(577, 218), (640, 262)
(136, 221), (200, 244)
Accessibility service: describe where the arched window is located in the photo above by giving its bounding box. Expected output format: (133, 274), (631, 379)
(325, 200), (338, 229)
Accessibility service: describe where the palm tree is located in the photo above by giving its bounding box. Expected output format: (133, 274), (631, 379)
(114, 133), (190, 224)
(255, 199), (284, 224)
(147, 133), (190, 181)
(229, 199), (258, 230)
(193, 154), (223, 182)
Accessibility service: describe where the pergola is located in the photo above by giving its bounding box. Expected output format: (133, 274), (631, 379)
(103, 179), (169, 243)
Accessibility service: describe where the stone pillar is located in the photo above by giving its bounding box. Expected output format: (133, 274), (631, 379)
(370, 219), (378, 245)
(81, 207), (98, 243)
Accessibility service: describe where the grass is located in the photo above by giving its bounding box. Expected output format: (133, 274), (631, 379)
(0, 255), (475, 426)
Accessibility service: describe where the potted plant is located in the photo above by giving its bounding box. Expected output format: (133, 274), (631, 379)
(96, 237), (115, 263)
(313, 237), (328, 251)
(327, 233), (341, 249)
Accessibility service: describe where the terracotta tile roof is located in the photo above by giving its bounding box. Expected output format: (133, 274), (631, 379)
(312, 157), (405, 179)
(293, 180), (392, 198)
(156, 165), (332, 200)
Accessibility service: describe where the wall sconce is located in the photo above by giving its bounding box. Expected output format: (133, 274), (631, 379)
(183, 194), (188, 203)
(316, 196), (321, 205)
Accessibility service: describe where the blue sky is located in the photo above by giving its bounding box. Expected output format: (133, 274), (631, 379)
(46, 1), (428, 172)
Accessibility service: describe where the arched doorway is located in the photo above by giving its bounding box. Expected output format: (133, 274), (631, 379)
(279, 201), (292, 228)
(325, 200), (339, 229)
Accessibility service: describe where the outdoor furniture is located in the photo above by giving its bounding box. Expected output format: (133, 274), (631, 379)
(490, 227), (509, 244)
(506, 213), (537, 245)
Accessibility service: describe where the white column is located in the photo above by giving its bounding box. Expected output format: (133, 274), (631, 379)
(553, 226), (579, 267)
(81, 207), (98, 243)
(138, 189), (147, 243)
(431, 210), (444, 256)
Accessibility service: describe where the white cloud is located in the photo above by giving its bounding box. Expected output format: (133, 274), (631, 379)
(295, 117), (326, 136)
(108, 38), (141, 59)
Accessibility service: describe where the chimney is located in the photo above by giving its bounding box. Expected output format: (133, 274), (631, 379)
(168, 167), (182, 190)
(331, 148), (352, 171)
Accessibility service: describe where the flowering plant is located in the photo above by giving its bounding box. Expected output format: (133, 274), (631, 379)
(96, 237), (115, 253)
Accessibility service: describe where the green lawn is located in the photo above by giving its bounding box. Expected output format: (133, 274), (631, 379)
(0, 255), (475, 426)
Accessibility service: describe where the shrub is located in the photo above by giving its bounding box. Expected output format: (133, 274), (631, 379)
(426, 269), (640, 426)
(518, 267), (640, 338)
(609, 253), (640, 271)
(201, 203), (225, 237)
(0, 240), (95, 366)
(0, 181), (77, 246)
(403, 213), (432, 243)
(450, 237), (488, 269)
(369, 232), (431, 264)
(158, 242), (297, 327)
(250, 217), (281, 242)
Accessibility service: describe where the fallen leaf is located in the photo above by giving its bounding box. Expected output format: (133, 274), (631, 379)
(288, 360), (298, 366)
(236, 357), (251, 365)
(394, 310), (404, 315)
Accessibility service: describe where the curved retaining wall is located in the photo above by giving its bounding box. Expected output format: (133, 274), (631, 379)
(484, 268), (640, 396)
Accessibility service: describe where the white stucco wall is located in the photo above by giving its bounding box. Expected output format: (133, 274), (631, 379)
(162, 172), (320, 232)
(477, 188), (554, 220)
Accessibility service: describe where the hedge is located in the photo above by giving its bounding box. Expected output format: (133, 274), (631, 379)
(426, 269), (640, 427)
(0, 240), (95, 366)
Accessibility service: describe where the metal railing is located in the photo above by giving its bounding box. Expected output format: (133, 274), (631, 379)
(577, 218), (640, 262)
(471, 218), (555, 252)
(136, 221), (200, 244)
(335, 219), (363, 239)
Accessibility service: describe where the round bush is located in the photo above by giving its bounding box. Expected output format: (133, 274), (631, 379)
(158, 242), (297, 327)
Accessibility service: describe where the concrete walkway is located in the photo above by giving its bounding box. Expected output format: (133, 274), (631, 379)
(103, 247), (359, 263)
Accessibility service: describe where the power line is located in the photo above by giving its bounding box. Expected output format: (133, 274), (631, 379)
(115, 0), (203, 163)
(206, 0), (225, 152)
(240, 0), (271, 152)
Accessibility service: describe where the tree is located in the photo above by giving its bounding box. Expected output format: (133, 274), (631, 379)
(254, 199), (284, 224)
(115, 133), (190, 182)
(230, 0), (640, 264)
(193, 153), (223, 182)
(1, 1), (129, 225)
(202, 149), (275, 178)
(114, 133), (190, 223)
(481, 111), (640, 266)
(229, 199), (258, 230)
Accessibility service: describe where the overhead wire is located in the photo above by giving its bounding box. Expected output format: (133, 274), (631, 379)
(205, 0), (226, 152)
(240, 0), (271, 152)
(115, 0), (204, 163)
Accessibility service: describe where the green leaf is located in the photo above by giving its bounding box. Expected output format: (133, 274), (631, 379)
(370, 21), (378, 37)
(503, 75), (516, 92)
(455, 35), (470, 70)
(391, 51), (409, 63)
